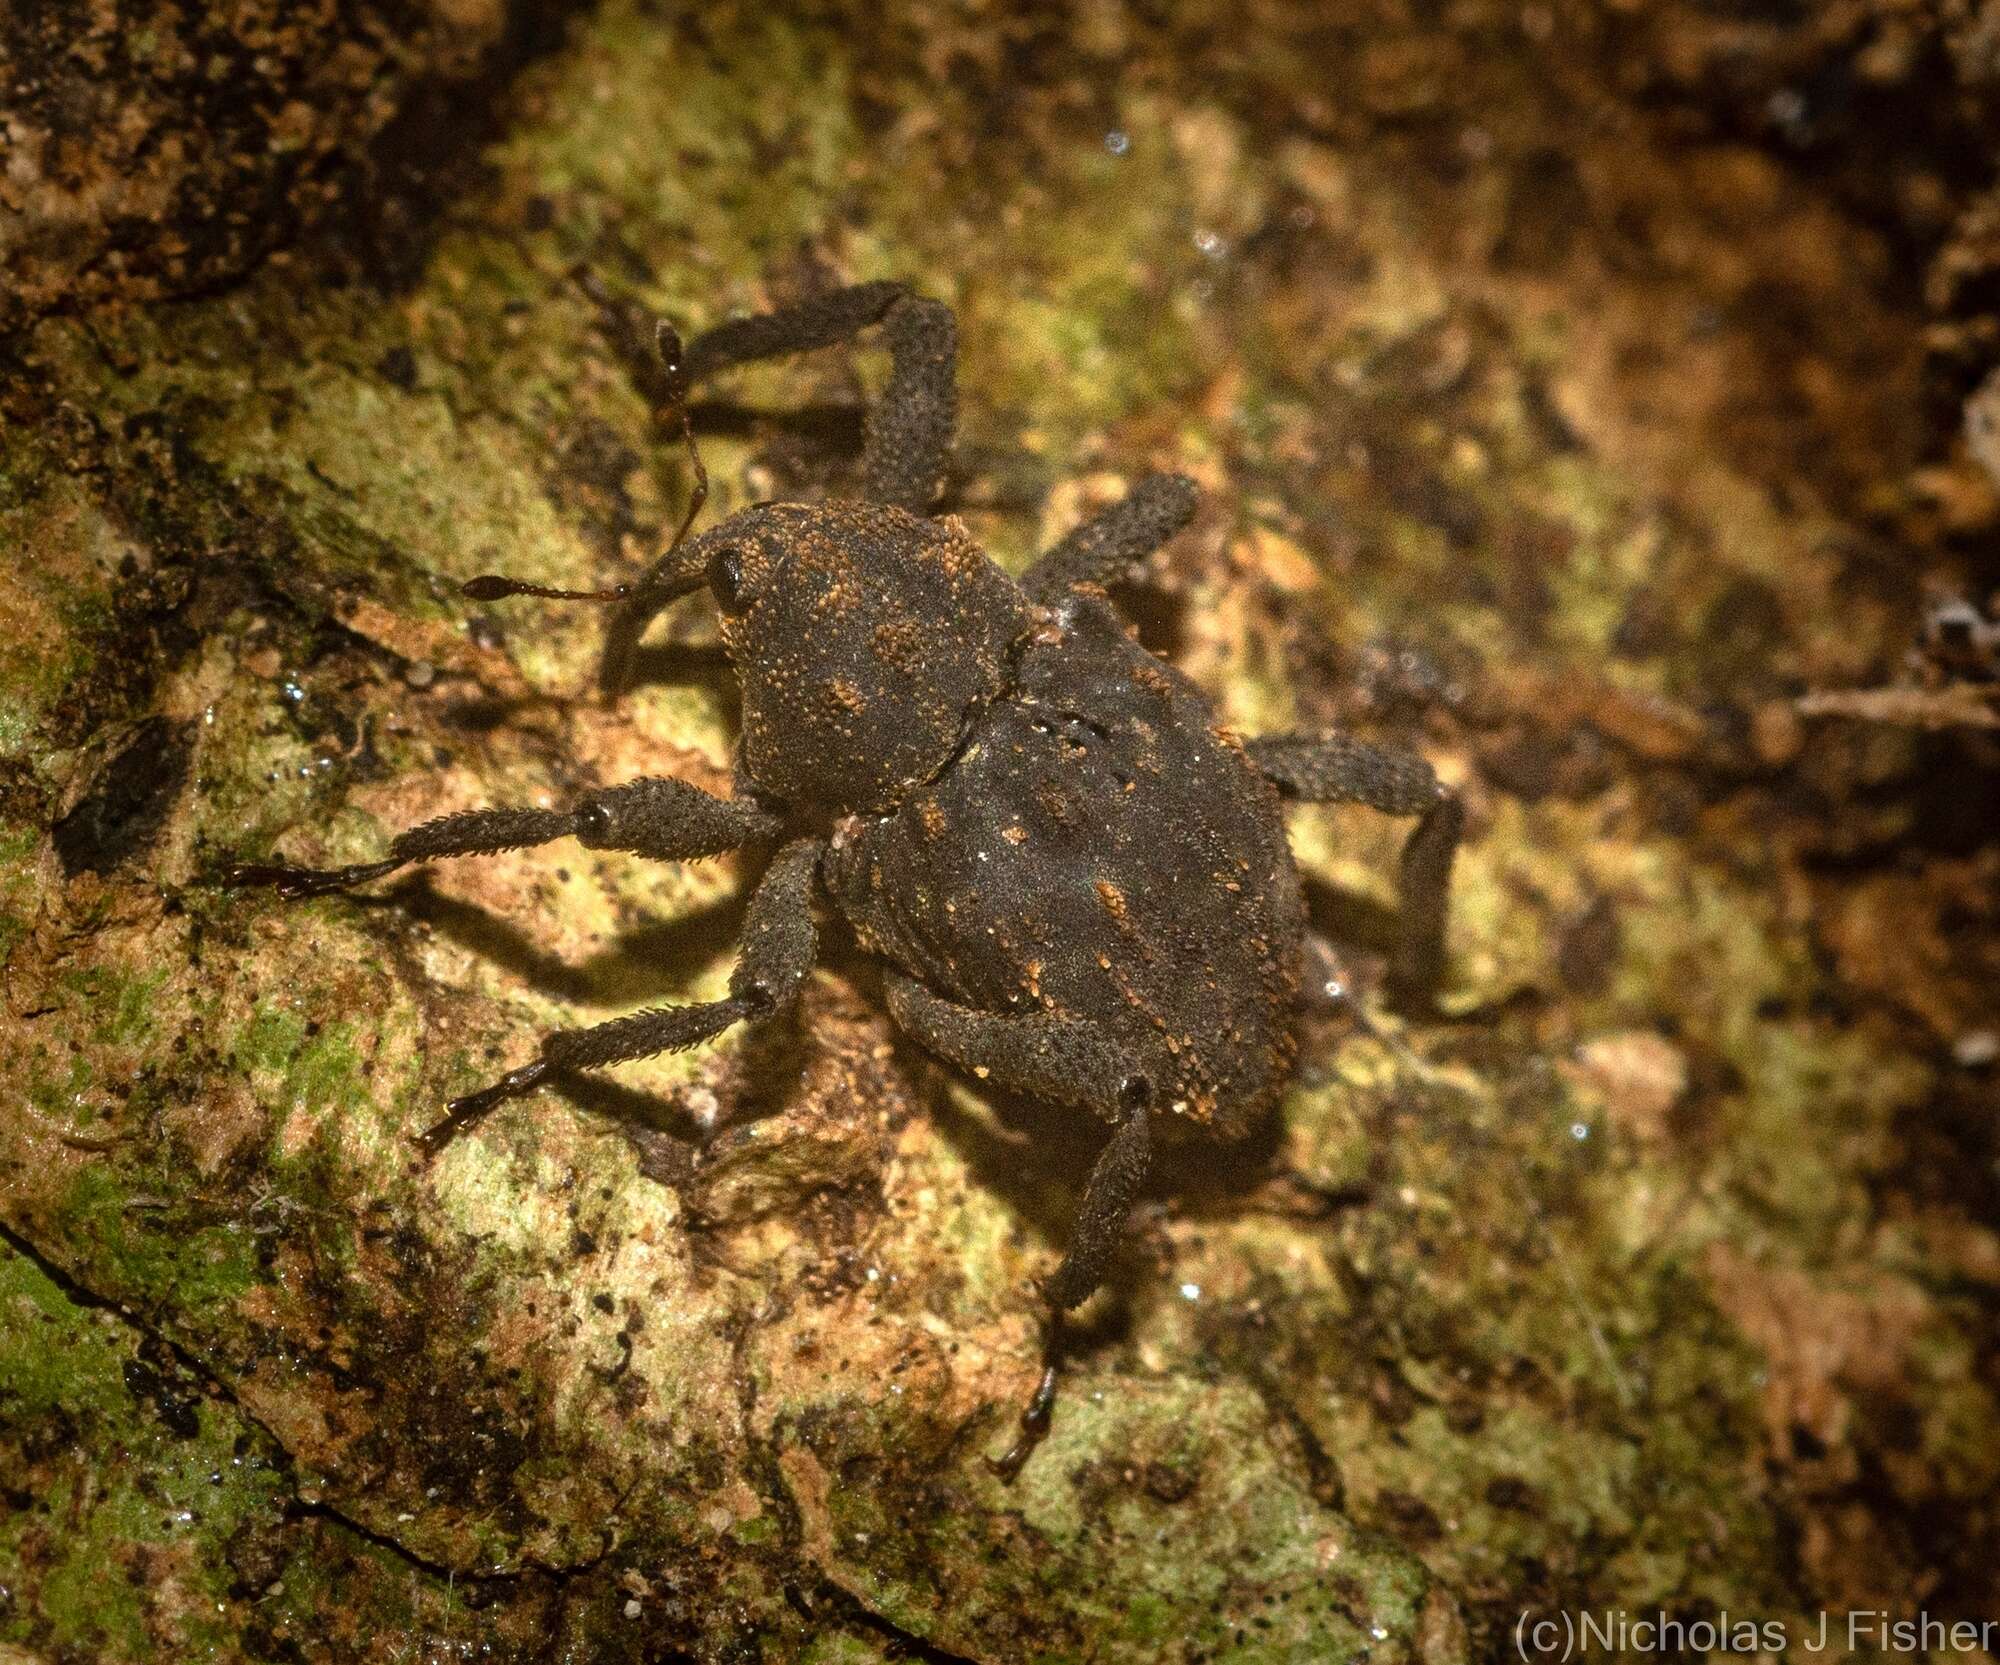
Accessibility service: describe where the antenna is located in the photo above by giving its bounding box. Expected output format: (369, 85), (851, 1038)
(655, 320), (709, 554)
(460, 312), (709, 605)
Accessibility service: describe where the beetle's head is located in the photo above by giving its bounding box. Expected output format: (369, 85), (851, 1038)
(685, 503), (1033, 813)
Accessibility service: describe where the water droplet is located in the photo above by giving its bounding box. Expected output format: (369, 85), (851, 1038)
(1952, 1029), (1997, 1068)
(1570, 1121), (1589, 1141)
(1192, 228), (1228, 260)
(1765, 87), (1810, 142)
(1104, 130), (1130, 156)
(1179, 1281), (1202, 1301)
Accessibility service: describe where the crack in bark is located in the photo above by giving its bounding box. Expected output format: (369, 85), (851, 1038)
(796, 1574), (985, 1665)
(715, 1289), (986, 1663)
(0, 1215), (588, 1591)
(1240, 1362), (1348, 1513)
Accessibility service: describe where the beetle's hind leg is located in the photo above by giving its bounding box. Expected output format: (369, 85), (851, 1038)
(424, 835), (823, 1154)
(984, 1102), (1154, 1479)
(882, 974), (1157, 1478)
(1248, 733), (1464, 1006)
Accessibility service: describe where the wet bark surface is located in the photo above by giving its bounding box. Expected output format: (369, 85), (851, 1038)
(3, 3), (1998, 1660)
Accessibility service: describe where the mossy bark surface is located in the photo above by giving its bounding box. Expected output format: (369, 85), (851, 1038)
(3, 3), (1997, 1661)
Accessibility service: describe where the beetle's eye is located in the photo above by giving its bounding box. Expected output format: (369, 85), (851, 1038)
(574, 800), (614, 845)
(707, 546), (748, 614)
(1118, 1073), (1153, 1115)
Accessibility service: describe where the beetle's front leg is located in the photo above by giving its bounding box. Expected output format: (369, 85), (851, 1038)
(227, 775), (781, 898)
(421, 836), (822, 1154)
(679, 282), (958, 511)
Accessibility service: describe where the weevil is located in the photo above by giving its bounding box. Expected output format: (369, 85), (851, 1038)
(231, 281), (1463, 1474)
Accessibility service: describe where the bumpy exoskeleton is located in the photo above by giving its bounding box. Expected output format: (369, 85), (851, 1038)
(230, 280), (1463, 1476)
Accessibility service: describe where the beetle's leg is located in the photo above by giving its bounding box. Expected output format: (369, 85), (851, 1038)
(882, 974), (1156, 1477)
(857, 294), (956, 510)
(880, 980), (1157, 1273)
(596, 535), (710, 696)
(682, 281), (909, 378)
(683, 282), (957, 512)
(1248, 733), (1464, 1006)
(987, 1102), (1153, 1478)
(227, 775), (780, 898)
(1020, 472), (1199, 603)
(589, 285), (957, 688)
(421, 835), (822, 1154)
(883, 974), (1157, 1122)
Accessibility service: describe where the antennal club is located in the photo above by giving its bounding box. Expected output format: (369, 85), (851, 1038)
(461, 308), (711, 608)
(460, 575), (632, 603)
(655, 320), (709, 554)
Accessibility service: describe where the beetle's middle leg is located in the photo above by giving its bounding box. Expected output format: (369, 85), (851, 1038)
(421, 836), (823, 1155)
(1248, 733), (1463, 1005)
(883, 973), (1157, 1478)
(1021, 472), (1199, 603)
